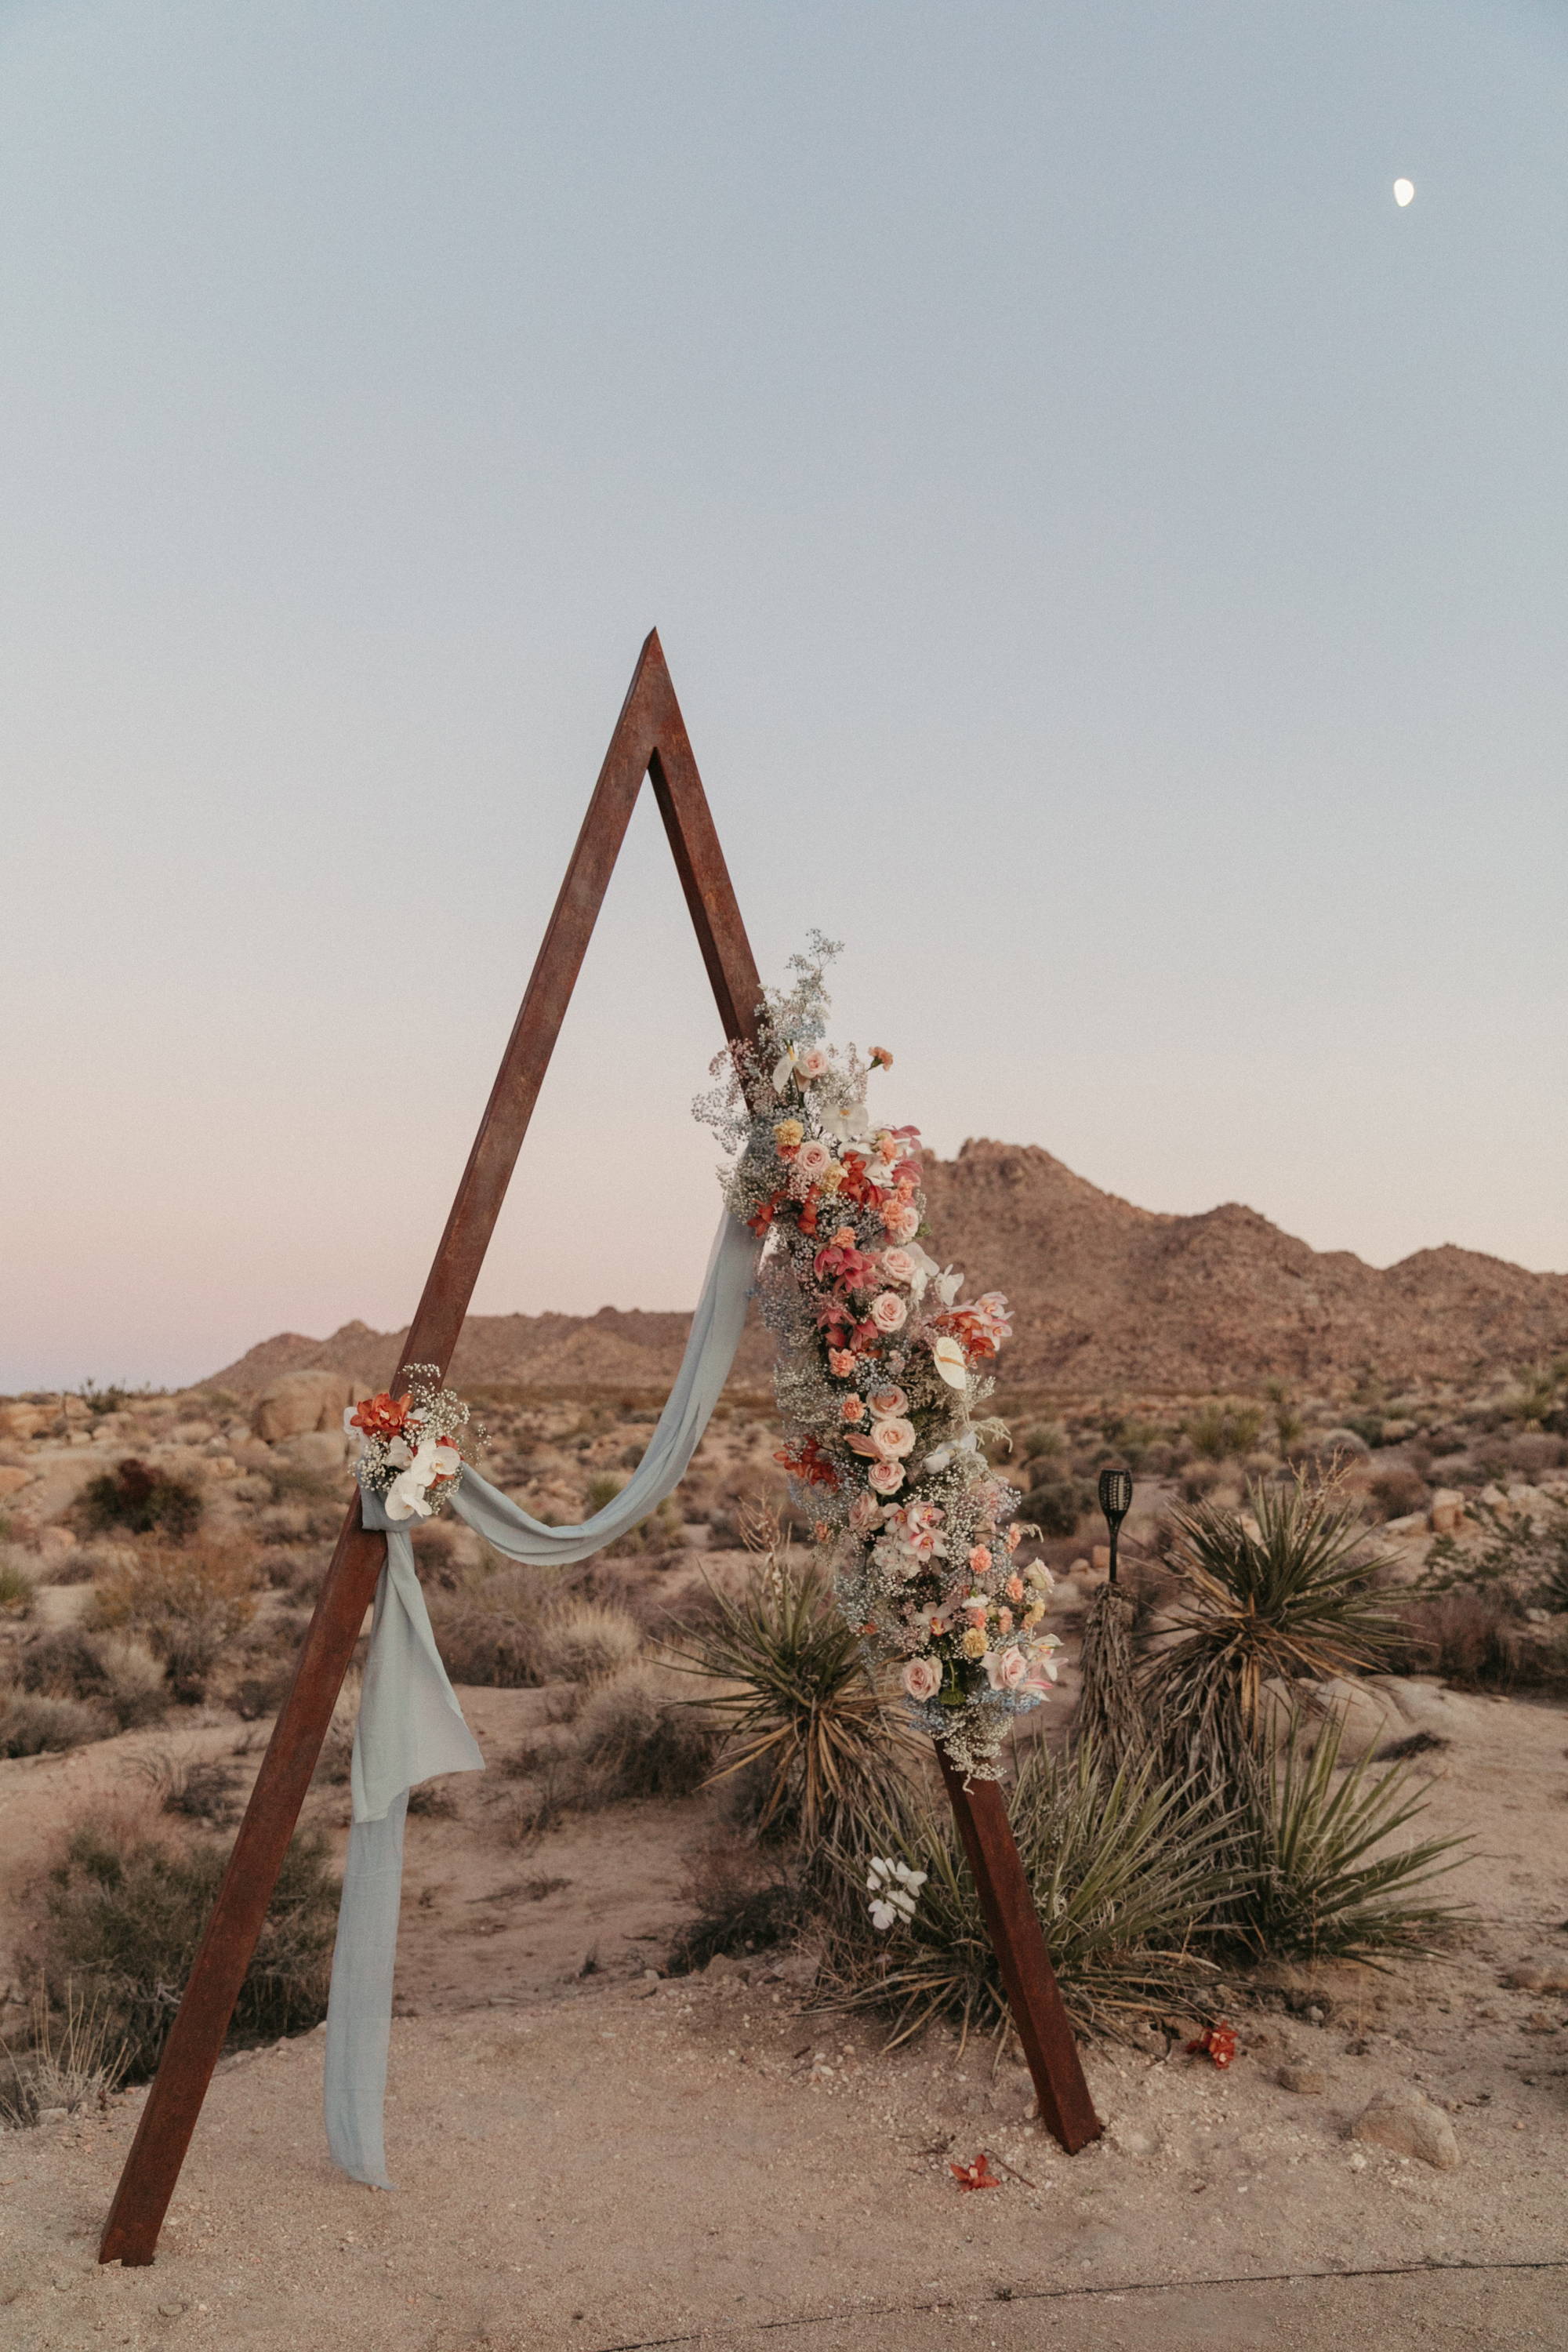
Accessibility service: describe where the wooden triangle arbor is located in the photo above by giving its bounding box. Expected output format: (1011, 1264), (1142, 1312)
(99, 632), (1099, 2268)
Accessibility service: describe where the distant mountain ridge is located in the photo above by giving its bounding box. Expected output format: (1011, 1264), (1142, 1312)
(201, 1141), (1568, 1400)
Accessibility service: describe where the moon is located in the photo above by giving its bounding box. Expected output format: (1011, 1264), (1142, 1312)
(1393, 178), (1415, 207)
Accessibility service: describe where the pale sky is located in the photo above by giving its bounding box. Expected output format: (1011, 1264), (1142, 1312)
(3, 2), (1566, 1392)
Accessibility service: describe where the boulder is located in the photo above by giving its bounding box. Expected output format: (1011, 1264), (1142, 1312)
(0, 1465), (35, 1498)
(1349, 2085), (1459, 2169)
(1259, 1675), (1402, 1762)
(276, 1430), (354, 1478)
(1428, 1490), (1469, 1537)
(0, 1404), (47, 1440)
(252, 1370), (368, 1444)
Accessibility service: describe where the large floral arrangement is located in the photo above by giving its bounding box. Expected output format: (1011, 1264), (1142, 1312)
(698, 939), (1061, 1774)
(346, 1368), (480, 1523)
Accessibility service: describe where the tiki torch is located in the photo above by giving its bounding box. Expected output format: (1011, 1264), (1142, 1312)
(1097, 1466), (1134, 1585)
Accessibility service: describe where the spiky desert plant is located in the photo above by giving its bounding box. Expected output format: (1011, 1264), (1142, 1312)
(673, 1557), (906, 1846)
(816, 1742), (1236, 2047)
(1142, 1479), (1399, 1777)
(1237, 1717), (1468, 1964)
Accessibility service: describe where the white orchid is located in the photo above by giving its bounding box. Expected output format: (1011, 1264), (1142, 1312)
(383, 1436), (445, 1523)
(935, 1265), (964, 1307)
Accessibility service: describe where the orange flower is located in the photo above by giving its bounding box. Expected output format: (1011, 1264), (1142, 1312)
(350, 1391), (412, 1439)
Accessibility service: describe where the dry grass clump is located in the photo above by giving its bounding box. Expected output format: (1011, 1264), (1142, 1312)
(0, 1980), (129, 2127)
(535, 1601), (642, 1686)
(16, 1627), (168, 1731)
(425, 1563), (555, 1686)
(35, 1816), (339, 2079)
(579, 1472), (683, 1557)
(0, 1545), (38, 1617)
(0, 1691), (107, 1757)
(664, 1831), (804, 1976)
(574, 1666), (715, 1801)
(88, 1540), (259, 1704)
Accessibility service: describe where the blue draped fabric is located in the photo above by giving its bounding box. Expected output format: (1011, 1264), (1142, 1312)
(321, 1202), (760, 2186)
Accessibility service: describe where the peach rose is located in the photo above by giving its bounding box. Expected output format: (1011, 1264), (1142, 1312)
(879, 1247), (916, 1286)
(870, 1415), (916, 1461)
(849, 1491), (884, 1534)
(866, 1385), (909, 1421)
(902, 1656), (941, 1702)
(869, 1292), (907, 1334)
(828, 1348), (858, 1378)
(868, 1460), (905, 1495)
(984, 1646), (1030, 1692)
(795, 1139), (833, 1182)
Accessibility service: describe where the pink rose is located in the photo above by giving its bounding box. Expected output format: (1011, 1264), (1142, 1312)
(794, 1139), (833, 1183)
(840, 1394), (866, 1423)
(984, 1646), (1030, 1692)
(869, 1292), (907, 1334)
(871, 1415), (916, 1461)
(869, 1460), (905, 1495)
(882, 1201), (920, 1243)
(902, 1657), (942, 1702)
(866, 1385), (909, 1421)
(796, 1046), (829, 1081)
(879, 1247), (916, 1287)
(848, 1491), (884, 1534)
(967, 1544), (993, 1575)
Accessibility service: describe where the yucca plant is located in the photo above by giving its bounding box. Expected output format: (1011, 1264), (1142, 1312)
(673, 1558), (908, 1846)
(816, 1742), (1236, 2047)
(1143, 1479), (1399, 1776)
(1237, 1716), (1468, 1964)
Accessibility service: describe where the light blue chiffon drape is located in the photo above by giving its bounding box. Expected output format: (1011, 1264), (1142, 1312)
(321, 1203), (760, 2187)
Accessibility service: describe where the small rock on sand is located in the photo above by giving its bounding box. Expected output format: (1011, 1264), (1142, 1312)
(1350, 2085), (1459, 2169)
(1277, 2063), (1327, 2095)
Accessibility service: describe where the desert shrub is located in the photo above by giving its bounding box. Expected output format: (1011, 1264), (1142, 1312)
(1142, 1482), (1399, 1776)
(0, 1548), (36, 1618)
(16, 1628), (168, 1730)
(574, 1668), (715, 1801)
(130, 1747), (241, 1828)
(535, 1601), (642, 1686)
(580, 1472), (681, 1558)
(80, 1459), (203, 1541)
(1022, 1475), (1091, 1539)
(88, 1541), (258, 1704)
(1236, 1719), (1465, 1964)
(36, 1819), (339, 2078)
(1399, 1589), (1524, 1690)
(0, 1980), (129, 2126)
(37, 1544), (102, 1587)
(497, 1757), (581, 1846)
(664, 1834), (803, 1975)
(816, 1744), (1234, 2045)
(1367, 1465), (1430, 1523)
(0, 1692), (107, 1756)
(675, 1559), (913, 1847)
(258, 1542), (331, 1601)
(264, 1457), (346, 1506)
(1018, 1423), (1067, 1465)
(425, 1563), (554, 1686)
(1186, 1402), (1264, 1462)
(1421, 1495), (1568, 1613)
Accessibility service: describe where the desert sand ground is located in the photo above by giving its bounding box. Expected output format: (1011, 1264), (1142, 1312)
(3, 1674), (1566, 2351)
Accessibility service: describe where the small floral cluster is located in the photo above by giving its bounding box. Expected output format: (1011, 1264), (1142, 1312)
(346, 1367), (480, 1523)
(697, 938), (1061, 1774)
(866, 1854), (927, 1932)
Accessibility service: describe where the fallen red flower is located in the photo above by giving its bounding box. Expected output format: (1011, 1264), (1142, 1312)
(1185, 2022), (1237, 2070)
(950, 2152), (1000, 2192)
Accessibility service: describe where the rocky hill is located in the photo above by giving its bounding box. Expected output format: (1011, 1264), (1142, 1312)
(200, 1141), (1568, 1401)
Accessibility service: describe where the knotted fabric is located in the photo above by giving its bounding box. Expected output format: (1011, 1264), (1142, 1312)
(322, 1201), (761, 2186)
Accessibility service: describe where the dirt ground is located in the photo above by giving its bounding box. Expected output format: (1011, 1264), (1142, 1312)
(2, 1672), (1566, 2352)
